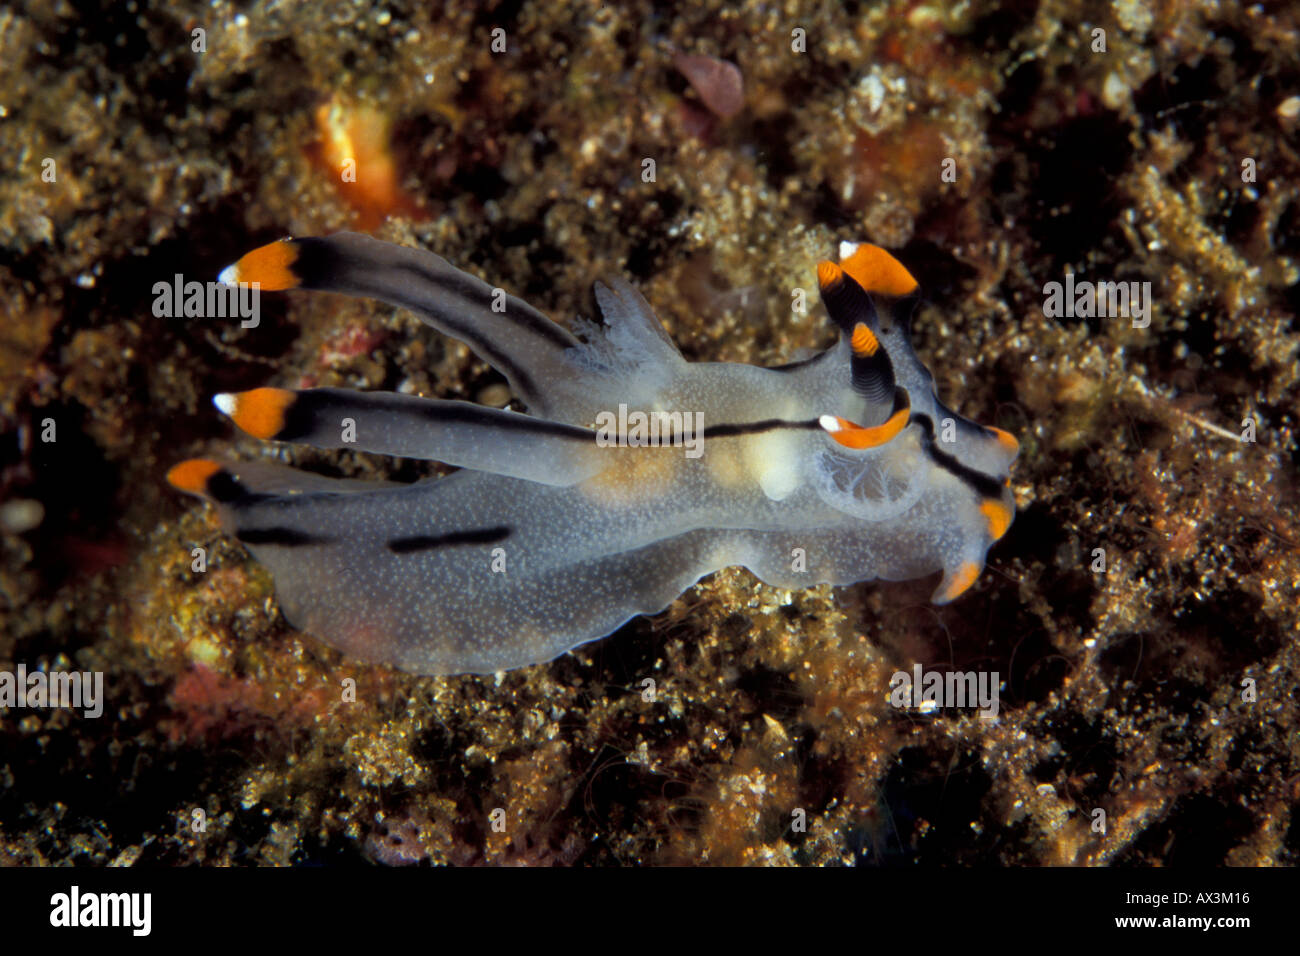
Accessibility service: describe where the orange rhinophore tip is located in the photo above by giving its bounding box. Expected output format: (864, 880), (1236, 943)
(987, 426), (1020, 455)
(838, 242), (918, 297)
(167, 458), (222, 495)
(979, 499), (1013, 540)
(218, 239), (300, 291)
(934, 561), (981, 603)
(819, 406), (908, 449)
(214, 387), (296, 440)
(816, 260), (843, 290)
(850, 322), (880, 357)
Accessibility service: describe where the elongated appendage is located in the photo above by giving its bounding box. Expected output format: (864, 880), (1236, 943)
(817, 260), (897, 403)
(213, 386), (606, 486)
(217, 234), (586, 419)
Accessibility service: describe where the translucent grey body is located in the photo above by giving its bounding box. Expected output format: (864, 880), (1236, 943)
(207, 234), (1016, 675)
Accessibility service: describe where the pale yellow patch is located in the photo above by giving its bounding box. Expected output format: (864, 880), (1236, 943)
(579, 444), (679, 506)
(745, 429), (802, 501)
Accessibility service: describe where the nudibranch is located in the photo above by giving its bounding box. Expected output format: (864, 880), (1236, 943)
(168, 233), (1017, 675)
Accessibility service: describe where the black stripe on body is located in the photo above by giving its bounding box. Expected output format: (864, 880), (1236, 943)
(387, 525), (512, 554)
(701, 418), (821, 439)
(911, 413), (1005, 499)
(586, 417), (818, 444)
(236, 526), (335, 547)
(275, 391), (598, 445)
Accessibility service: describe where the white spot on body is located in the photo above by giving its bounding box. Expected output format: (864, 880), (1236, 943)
(748, 430), (801, 501)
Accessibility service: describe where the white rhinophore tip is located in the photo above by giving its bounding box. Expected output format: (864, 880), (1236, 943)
(217, 263), (239, 286)
(838, 240), (861, 261)
(818, 414), (841, 433)
(213, 393), (237, 416)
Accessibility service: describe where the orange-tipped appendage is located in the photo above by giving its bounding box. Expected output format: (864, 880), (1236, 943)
(935, 561), (981, 603)
(816, 260), (843, 290)
(222, 240), (300, 291)
(979, 499), (1013, 540)
(820, 407), (909, 449)
(167, 458), (222, 495)
(219, 387), (296, 440)
(840, 244), (918, 297)
(850, 322), (880, 356)
(988, 427), (1020, 455)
